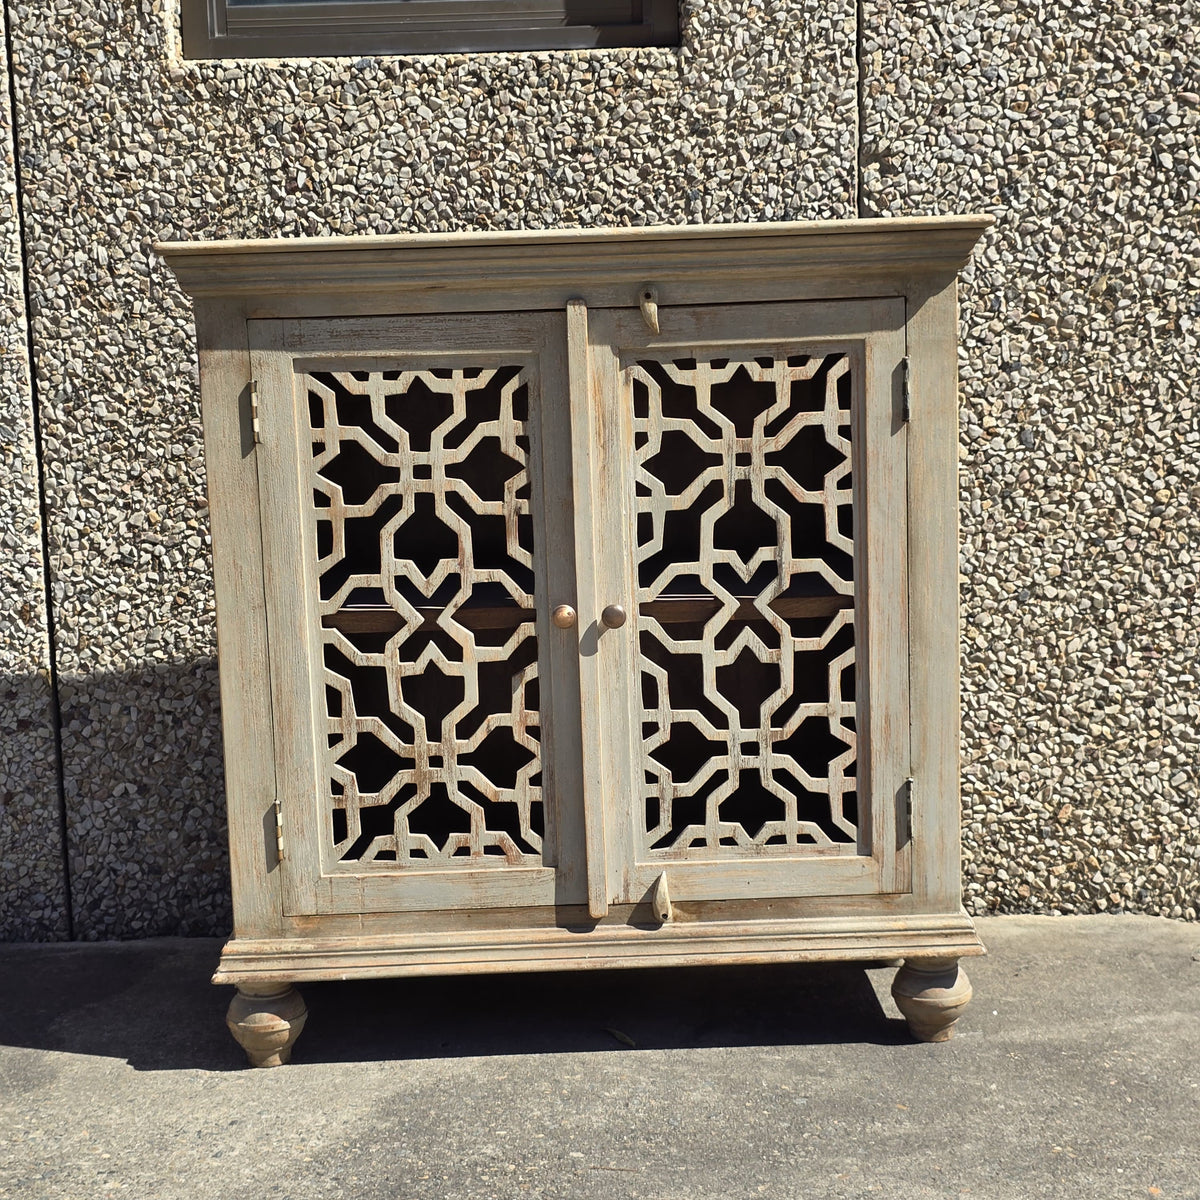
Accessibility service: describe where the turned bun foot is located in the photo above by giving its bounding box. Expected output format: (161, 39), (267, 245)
(892, 957), (972, 1043)
(226, 983), (307, 1067)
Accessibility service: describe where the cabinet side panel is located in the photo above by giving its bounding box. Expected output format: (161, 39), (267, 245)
(905, 279), (963, 911)
(196, 301), (282, 939)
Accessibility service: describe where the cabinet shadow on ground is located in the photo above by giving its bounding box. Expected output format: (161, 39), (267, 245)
(0, 938), (912, 1071)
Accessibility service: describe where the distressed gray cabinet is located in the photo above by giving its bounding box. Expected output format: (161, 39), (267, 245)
(159, 218), (991, 1065)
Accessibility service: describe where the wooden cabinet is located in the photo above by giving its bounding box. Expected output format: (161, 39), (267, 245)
(160, 217), (991, 1065)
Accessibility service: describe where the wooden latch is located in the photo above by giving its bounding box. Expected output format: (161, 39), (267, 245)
(639, 285), (660, 334)
(650, 872), (673, 924)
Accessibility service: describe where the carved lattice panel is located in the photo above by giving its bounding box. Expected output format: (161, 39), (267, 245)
(632, 351), (859, 857)
(306, 365), (544, 868)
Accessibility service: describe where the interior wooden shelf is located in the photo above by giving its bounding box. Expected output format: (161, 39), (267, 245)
(321, 593), (854, 634)
(323, 604), (535, 634)
(643, 594), (853, 624)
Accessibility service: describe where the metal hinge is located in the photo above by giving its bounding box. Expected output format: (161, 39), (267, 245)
(273, 795), (284, 862)
(901, 356), (912, 423)
(250, 379), (262, 445)
(901, 776), (914, 843)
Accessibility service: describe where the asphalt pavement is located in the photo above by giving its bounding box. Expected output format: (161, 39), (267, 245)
(0, 914), (1197, 1199)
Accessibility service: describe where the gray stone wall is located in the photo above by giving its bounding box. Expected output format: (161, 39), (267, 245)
(0, 8), (66, 941)
(862, 0), (1200, 919)
(0, 0), (1195, 938)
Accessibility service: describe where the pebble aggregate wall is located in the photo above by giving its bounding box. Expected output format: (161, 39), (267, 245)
(0, 0), (1195, 938)
(3, 0), (858, 937)
(862, 0), (1200, 919)
(0, 9), (66, 940)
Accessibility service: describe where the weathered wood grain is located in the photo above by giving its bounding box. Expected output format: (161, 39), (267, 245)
(173, 220), (988, 1055)
(196, 299), (283, 941)
(212, 910), (985, 985)
(903, 278), (964, 912)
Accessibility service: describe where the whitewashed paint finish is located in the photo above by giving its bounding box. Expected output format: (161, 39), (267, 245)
(162, 219), (989, 1059)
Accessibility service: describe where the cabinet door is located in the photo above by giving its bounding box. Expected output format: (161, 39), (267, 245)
(586, 300), (910, 905)
(249, 313), (586, 916)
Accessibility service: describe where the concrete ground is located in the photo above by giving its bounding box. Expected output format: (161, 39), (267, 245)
(0, 914), (1196, 1200)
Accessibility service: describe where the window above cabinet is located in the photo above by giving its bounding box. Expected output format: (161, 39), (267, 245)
(181, 0), (681, 60)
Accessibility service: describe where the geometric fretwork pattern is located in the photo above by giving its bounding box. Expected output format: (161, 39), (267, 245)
(305, 366), (543, 866)
(631, 352), (858, 855)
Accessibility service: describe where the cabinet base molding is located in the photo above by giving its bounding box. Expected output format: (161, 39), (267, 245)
(214, 912), (983, 985)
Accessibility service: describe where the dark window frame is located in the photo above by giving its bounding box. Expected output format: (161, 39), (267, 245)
(182, 0), (680, 59)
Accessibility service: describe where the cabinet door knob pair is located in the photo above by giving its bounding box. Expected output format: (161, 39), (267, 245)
(551, 604), (627, 630)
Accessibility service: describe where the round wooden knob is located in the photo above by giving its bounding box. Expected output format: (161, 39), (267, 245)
(601, 604), (627, 629)
(551, 604), (577, 629)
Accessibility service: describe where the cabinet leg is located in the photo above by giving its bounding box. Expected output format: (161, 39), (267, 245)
(891, 957), (972, 1043)
(226, 983), (308, 1068)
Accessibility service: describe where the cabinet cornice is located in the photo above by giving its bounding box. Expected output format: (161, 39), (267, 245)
(157, 215), (994, 308)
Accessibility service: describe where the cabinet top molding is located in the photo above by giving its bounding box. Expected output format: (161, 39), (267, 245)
(157, 216), (993, 309)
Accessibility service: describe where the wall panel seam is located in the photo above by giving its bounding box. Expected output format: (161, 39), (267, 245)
(854, 0), (866, 219)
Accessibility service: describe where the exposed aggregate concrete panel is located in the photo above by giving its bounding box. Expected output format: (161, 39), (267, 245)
(862, 0), (1200, 920)
(4, 0), (858, 937)
(4, 0), (1196, 939)
(0, 9), (66, 940)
